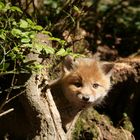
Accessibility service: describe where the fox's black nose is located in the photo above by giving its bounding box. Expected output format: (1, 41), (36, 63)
(82, 95), (90, 101)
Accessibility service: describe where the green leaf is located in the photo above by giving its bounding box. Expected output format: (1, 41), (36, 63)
(43, 46), (55, 54)
(0, 30), (6, 40)
(56, 48), (67, 56)
(26, 18), (35, 26)
(42, 31), (52, 36)
(33, 64), (44, 71)
(19, 19), (29, 29)
(8, 51), (16, 60)
(21, 37), (30, 43)
(21, 43), (32, 48)
(73, 5), (81, 14)
(3, 3), (10, 12)
(49, 37), (66, 46)
(29, 33), (35, 39)
(20, 31), (35, 39)
(34, 43), (43, 52)
(0, 2), (5, 10)
(32, 25), (43, 31)
(34, 43), (55, 54)
(11, 28), (22, 37)
(10, 6), (23, 13)
(20, 32), (30, 38)
(12, 21), (17, 26)
(0, 34), (6, 40)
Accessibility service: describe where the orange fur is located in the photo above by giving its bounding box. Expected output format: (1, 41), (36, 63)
(50, 56), (113, 129)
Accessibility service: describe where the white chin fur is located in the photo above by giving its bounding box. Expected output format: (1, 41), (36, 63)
(78, 93), (106, 103)
(76, 93), (107, 107)
(89, 94), (105, 103)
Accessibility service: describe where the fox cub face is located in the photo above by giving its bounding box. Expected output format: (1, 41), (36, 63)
(61, 56), (113, 108)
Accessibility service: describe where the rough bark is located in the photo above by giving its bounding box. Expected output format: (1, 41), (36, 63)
(20, 74), (66, 140)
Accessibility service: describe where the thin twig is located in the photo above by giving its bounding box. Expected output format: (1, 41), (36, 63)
(6, 73), (16, 100)
(6, 90), (25, 104)
(0, 71), (16, 111)
(20, 0), (33, 17)
(0, 108), (14, 117)
(0, 73), (24, 112)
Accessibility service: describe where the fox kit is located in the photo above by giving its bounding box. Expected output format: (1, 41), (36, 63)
(50, 56), (113, 130)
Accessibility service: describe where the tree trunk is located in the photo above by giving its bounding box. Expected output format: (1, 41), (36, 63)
(20, 74), (66, 140)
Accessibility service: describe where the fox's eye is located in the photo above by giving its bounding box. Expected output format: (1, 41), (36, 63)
(92, 83), (100, 89)
(74, 82), (82, 87)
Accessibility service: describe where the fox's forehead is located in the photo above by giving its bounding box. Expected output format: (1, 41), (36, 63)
(69, 60), (105, 82)
(77, 60), (100, 73)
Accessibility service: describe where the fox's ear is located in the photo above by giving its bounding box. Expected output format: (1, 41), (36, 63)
(63, 55), (77, 74)
(101, 62), (114, 76)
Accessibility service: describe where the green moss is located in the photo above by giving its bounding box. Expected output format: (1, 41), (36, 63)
(72, 118), (84, 140)
(72, 108), (101, 140)
(122, 113), (134, 132)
